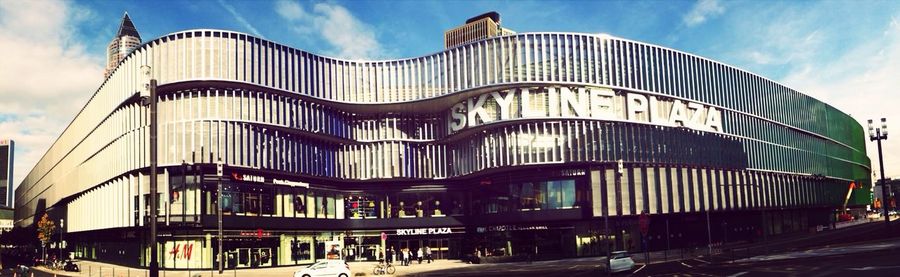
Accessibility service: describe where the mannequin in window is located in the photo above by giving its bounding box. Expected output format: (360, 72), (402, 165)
(398, 201), (406, 217)
(416, 201), (424, 217)
(433, 200), (442, 216)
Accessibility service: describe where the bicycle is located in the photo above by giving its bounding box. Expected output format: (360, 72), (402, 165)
(372, 259), (396, 275)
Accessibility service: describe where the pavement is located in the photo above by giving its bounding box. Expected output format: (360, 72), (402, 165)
(4, 216), (897, 277)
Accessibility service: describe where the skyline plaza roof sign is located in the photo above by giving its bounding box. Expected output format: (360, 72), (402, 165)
(448, 85), (723, 133)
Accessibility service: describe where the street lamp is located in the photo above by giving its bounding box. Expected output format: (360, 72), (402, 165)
(59, 219), (64, 260)
(868, 118), (889, 233)
(216, 158), (224, 274)
(139, 65), (160, 277)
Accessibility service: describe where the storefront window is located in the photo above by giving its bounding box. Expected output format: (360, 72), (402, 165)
(293, 188), (307, 217)
(391, 191), (464, 218)
(476, 179), (578, 213)
(169, 174), (200, 218)
(215, 184), (276, 216)
(345, 194), (379, 219)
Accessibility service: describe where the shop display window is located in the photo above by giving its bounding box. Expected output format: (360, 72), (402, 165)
(476, 178), (578, 214)
(345, 194), (379, 219)
(390, 191), (464, 218)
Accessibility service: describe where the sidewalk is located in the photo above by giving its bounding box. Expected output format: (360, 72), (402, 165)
(16, 217), (895, 277)
(26, 259), (473, 277)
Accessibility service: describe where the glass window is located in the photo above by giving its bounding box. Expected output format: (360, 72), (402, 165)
(293, 188), (306, 217)
(345, 194), (379, 219)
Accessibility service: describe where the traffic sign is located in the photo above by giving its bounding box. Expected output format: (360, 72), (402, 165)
(639, 213), (650, 235)
(381, 231), (387, 241)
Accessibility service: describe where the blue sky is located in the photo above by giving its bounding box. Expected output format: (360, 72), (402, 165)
(1, 0), (899, 189)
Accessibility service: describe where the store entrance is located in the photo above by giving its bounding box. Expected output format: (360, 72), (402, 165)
(427, 239), (449, 259)
(221, 238), (277, 268)
(392, 238), (458, 260)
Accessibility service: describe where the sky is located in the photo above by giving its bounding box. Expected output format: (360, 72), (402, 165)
(1, 0), (899, 190)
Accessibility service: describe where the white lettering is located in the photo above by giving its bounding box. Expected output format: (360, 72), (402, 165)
(589, 87), (615, 119)
(626, 93), (648, 121)
(396, 227), (453, 236)
(491, 91), (516, 120)
(548, 87), (559, 117)
(449, 103), (467, 132)
(560, 87), (589, 117)
(705, 107), (722, 132)
(467, 94), (490, 126)
(669, 100), (688, 127)
(448, 86), (724, 133)
(520, 88), (543, 118)
(273, 179), (309, 188)
(687, 102), (704, 129)
(648, 96), (664, 124)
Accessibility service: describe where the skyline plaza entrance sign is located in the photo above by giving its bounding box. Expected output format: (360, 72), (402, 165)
(448, 85), (723, 133)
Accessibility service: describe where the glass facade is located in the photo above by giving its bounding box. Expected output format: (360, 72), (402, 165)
(15, 29), (873, 269)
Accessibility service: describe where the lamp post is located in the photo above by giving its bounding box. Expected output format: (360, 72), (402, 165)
(59, 219), (64, 260)
(216, 158), (224, 274)
(605, 160), (623, 275)
(868, 118), (889, 232)
(140, 65), (160, 277)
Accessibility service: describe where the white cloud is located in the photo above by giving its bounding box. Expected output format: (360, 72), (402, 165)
(0, 0), (103, 190)
(781, 15), (900, 179)
(683, 0), (725, 27)
(218, 0), (264, 38)
(275, 0), (382, 59)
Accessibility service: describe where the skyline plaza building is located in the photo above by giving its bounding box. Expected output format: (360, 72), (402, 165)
(15, 12), (872, 270)
(104, 12), (142, 78)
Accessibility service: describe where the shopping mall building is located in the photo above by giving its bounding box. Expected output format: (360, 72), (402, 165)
(15, 13), (872, 269)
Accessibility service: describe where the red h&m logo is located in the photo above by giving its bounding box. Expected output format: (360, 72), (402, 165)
(169, 243), (194, 260)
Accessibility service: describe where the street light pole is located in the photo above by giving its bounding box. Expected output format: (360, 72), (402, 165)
(140, 65), (159, 277)
(216, 159), (224, 274)
(60, 219), (64, 260)
(868, 118), (889, 233)
(706, 202), (712, 256)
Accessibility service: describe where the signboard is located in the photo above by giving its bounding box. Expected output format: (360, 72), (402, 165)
(448, 86), (723, 134)
(230, 173), (309, 188)
(475, 225), (550, 233)
(231, 173), (264, 183)
(395, 227), (453, 236)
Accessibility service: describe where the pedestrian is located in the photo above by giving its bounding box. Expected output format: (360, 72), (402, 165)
(417, 248), (424, 264)
(403, 248), (410, 266)
(386, 247), (393, 265)
(425, 246), (433, 263)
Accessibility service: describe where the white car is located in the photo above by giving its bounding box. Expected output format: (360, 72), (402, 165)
(294, 260), (351, 277)
(608, 251), (635, 273)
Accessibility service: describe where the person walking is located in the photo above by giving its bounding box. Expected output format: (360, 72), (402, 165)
(417, 248), (424, 264)
(403, 248), (410, 266)
(425, 246), (433, 263)
(385, 247), (394, 265)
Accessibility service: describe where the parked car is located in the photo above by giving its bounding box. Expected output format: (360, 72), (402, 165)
(63, 260), (80, 272)
(294, 260), (351, 277)
(608, 251), (635, 273)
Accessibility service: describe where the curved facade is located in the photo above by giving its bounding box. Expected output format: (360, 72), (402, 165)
(16, 30), (870, 268)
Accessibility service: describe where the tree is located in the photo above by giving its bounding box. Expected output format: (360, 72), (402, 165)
(37, 213), (56, 261)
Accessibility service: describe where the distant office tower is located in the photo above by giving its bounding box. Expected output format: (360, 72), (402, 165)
(0, 140), (12, 208)
(444, 11), (515, 48)
(104, 12), (142, 78)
